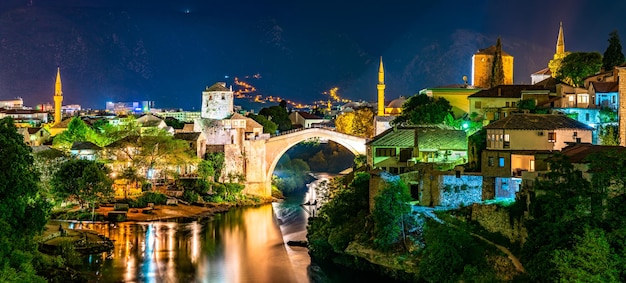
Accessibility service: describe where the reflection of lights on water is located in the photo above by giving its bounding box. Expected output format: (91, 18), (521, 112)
(190, 222), (201, 264)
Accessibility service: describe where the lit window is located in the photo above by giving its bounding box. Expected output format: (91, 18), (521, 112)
(503, 134), (510, 148)
(548, 132), (556, 143)
(475, 101), (482, 109)
(530, 160), (535, 172)
(488, 157), (495, 166)
(578, 94), (589, 103)
(568, 96), (574, 102)
(498, 157), (505, 167)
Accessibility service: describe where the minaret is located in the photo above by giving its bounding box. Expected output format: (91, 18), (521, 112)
(556, 22), (565, 55)
(377, 56), (386, 116)
(53, 67), (63, 125)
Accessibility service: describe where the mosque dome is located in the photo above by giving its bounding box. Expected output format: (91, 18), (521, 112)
(387, 96), (406, 108)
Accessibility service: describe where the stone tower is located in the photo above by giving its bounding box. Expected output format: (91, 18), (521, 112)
(472, 42), (514, 88)
(201, 82), (234, 120)
(53, 67), (63, 125)
(377, 56), (386, 116)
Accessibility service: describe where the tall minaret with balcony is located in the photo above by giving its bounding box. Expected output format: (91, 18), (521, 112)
(53, 67), (63, 125)
(377, 56), (386, 116)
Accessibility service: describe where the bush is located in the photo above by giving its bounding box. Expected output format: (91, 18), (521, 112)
(129, 192), (168, 208)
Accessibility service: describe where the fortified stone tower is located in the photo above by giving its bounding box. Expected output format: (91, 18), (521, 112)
(201, 82), (234, 120)
(53, 67), (63, 125)
(472, 42), (514, 88)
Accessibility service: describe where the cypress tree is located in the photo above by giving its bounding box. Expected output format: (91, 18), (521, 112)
(602, 30), (625, 71)
(490, 37), (505, 88)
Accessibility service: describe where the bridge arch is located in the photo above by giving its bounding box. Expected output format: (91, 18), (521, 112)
(264, 128), (367, 183)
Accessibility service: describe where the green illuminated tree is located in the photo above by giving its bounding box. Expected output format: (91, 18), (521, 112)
(555, 52), (602, 87)
(372, 179), (411, 251)
(603, 30), (625, 71)
(0, 117), (50, 282)
(52, 117), (100, 150)
(490, 37), (505, 88)
(392, 94), (452, 126)
(259, 102), (292, 132)
(51, 159), (113, 209)
(247, 113), (277, 134)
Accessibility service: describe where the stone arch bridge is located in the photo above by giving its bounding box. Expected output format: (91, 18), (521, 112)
(244, 128), (367, 196)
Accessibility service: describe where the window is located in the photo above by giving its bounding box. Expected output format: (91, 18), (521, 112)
(475, 101), (482, 109)
(488, 157), (495, 167)
(503, 134), (510, 148)
(221, 95), (225, 100)
(498, 157), (505, 167)
(578, 94), (589, 103)
(612, 96), (616, 104)
(375, 148), (396, 157)
(505, 102), (510, 107)
(585, 113), (590, 121)
(568, 95), (574, 102)
(548, 132), (556, 143)
(511, 102), (516, 107)
(530, 160), (535, 172)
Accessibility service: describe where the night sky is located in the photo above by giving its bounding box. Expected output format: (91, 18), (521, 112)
(1, 0), (625, 110)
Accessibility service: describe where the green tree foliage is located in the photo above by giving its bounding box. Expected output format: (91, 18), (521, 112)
(372, 180), (411, 251)
(0, 118), (51, 282)
(517, 98), (536, 112)
(307, 173), (370, 261)
(335, 107), (375, 138)
(556, 52), (603, 87)
(259, 102), (292, 132)
(490, 37), (505, 88)
(600, 107), (618, 123)
(599, 125), (619, 145)
(419, 221), (492, 283)
(392, 94), (452, 126)
(204, 152), (225, 181)
(552, 227), (619, 282)
(603, 30), (625, 71)
(33, 148), (68, 199)
(51, 159), (113, 209)
(163, 117), (185, 129)
(52, 117), (100, 150)
(247, 113), (278, 134)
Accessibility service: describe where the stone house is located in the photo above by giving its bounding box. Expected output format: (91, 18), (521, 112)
(289, 111), (329, 128)
(468, 85), (551, 121)
(366, 125), (467, 174)
(481, 113), (593, 199)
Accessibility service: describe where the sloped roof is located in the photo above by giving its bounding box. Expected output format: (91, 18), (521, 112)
(590, 81), (619, 93)
(206, 82), (229, 92)
(469, 85), (547, 98)
(483, 113), (593, 130)
(560, 143), (626, 164)
(50, 117), (73, 128)
(367, 126), (466, 151)
(105, 135), (140, 148)
(475, 45), (512, 57)
(174, 132), (201, 141)
(71, 141), (102, 151)
(296, 111), (323, 119)
(532, 67), (552, 75)
(27, 127), (41, 134)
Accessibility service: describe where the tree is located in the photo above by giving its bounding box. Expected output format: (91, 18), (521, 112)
(259, 103), (292, 132)
(555, 52), (602, 87)
(51, 159), (113, 209)
(247, 113), (278, 134)
(52, 116), (100, 150)
(603, 30), (625, 71)
(490, 37), (505, 88)
(552, 227), (619, 282)
(120, 166), (142, 199)
(392, 94), (452, 126)
(599, 125), (619, 145)
(0, 117), (50, 282)
(335, 107), (374, 138)
(372, 179), (411, 251)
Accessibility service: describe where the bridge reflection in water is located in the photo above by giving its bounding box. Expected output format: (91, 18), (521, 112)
(80, 205), (298, 283)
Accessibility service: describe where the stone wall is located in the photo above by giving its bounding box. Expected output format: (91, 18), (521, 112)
(470, 203), (527, 244)
(438, 174), (482, 208)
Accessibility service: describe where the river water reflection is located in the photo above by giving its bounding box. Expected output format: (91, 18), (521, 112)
(79, 204), (298, 283)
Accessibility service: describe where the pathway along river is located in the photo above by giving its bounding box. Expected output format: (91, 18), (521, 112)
(74, 174), (397, 282)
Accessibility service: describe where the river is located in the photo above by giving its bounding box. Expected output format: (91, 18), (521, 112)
(73, 174), (396, 282)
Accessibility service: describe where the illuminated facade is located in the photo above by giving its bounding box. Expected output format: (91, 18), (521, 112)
(53, 67), (63, 125)
(105, 101), (154, 114)
(201, 82), (234, 120)
(472, 43), (514, 88)
(0, 97), (23, 109)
